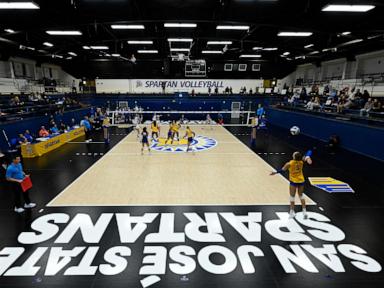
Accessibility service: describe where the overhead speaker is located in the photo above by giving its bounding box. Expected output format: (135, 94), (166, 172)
(224, 63), (233, 71)
(238, 64), (247, 71)
(252, 64), (261, 71)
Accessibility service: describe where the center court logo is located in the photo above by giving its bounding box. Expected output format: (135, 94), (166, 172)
(150, 135), (217, 153)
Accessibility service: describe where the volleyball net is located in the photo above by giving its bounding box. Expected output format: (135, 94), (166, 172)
(106, 110), (257, 127)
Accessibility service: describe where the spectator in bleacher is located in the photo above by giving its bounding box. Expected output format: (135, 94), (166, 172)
(371, 98), (382, 113)
(288, 91), (300, 106)
(310, 84), (319, 96)
(50, 124), (59, 134)
(342, 94), (355, 110)
(328, 89), (337, 100)
(17, 134), (28, 145)
(350, 89), (364, 108)
(305, 97), (321, 110)
(214, 87), (218, 94)
(70, 118), (77, 128)
(362, 90), (370, 103)
(360, 98), (373, 116)
(59, 121), (67, 133)
(336, 96), (347, 113)
(80, 116), (92, 142)
(24, 130), (33, 143)
(38, 126), (50, 138)
(323, 85), (330, 96)
(300, 87), (307, 99)
(208, 87), (211, 96)
(229, 87), (233, 94)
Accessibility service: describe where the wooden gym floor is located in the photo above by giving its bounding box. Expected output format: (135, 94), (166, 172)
(48, 125), (315, 206)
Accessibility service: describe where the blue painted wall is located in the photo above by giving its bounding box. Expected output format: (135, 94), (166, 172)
(0, 108), (90, 151)
(85, 94), (273, 112)
(267, 108), (384, 161)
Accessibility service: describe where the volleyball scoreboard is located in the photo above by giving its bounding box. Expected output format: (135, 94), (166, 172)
(185, 59), (206, 77)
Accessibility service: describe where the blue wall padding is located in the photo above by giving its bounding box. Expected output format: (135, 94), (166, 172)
(267, 108), (384, 161)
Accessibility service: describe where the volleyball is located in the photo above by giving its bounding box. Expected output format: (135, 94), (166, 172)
(290, 126), (300, 135)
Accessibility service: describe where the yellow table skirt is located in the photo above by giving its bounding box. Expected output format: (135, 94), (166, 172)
(21, 127), (85, 158)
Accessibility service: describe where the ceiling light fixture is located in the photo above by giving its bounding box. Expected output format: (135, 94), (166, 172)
(46, 30), (82, 35)
(137, 50), (158, 53)
(207, 41), (232, 45)
(283, 52), (290, 56)
(167, 38), (193, 42)
(68, 52), (77, 56)
(4, 28), (14, 33)
(252, 47), (263, 50)
(278, 32), (313, 37)
(322, 5), (375, 12)
(339, 39), (363, 46)
(216, 25), (250, 30)
(0, 2), (39, 9)
(341, 31), (351, 35)
(164, 23), (197, 28)
(127, 40), (153, 44)
(304, 44), (314, 48)
(111, 54), (121, 57)
(202, 50), (223, 54)
(263, 47), (278, 51)
(111, 25), (145, 29)
(90, 46), (109, 50)
(43, 42), (53, 47)
(239, 54), (262, 58)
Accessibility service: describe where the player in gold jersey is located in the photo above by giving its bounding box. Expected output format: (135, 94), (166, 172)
(270, 150), (312, 219)
(151, 120), (160, 140)
(171, 120), (181, 143)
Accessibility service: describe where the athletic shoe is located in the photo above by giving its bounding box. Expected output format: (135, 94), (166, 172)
(24, 203), (36, 209)
(14, 207), (25, 213)
(289, 210), (295, 219)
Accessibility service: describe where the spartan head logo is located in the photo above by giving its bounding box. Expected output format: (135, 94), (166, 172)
(136, 80), (143, 88)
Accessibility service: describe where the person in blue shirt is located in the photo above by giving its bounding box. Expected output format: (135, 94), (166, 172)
(24, 130), (33, 143)
(256, 104), (265, 119)
(50, 124), (59, 134)
(80, 116), (92, 142)
(17, 134), (27, 145)
(6, 155), (36, 213)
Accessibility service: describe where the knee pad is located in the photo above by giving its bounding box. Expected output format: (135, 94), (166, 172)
(289, 196), (295, 202)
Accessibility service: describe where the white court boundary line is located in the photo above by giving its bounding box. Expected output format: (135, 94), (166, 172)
(47, 125), (316, 207)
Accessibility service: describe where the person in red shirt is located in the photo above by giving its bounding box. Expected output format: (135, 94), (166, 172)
(38, 126), (49, 137)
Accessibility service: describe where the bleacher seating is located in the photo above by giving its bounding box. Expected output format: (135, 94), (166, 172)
(0, 93), (87, 123)
(276, 79), (384, 127)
